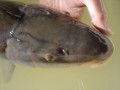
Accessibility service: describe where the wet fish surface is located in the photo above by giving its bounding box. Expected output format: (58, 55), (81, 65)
(0, 1), (114, 67)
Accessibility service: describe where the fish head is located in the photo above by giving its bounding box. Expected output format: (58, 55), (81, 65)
(5, 6), (113, 67)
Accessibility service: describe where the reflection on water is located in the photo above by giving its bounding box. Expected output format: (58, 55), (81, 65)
(0, 0), (120, 90)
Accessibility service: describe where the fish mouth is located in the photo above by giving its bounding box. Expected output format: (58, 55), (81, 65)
(52, 55), (97, 63)
(41, 44), (114, 64)
(36, 54), (102, 64)
(97, 38), (114, 63)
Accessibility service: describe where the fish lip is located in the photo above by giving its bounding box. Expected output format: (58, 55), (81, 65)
(97, 37), (114, 63)
(87, 27), (114, 63)
(49, 55), (96, 63)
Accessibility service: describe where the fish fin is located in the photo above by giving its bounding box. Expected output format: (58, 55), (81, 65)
(2, 60), (15, 83)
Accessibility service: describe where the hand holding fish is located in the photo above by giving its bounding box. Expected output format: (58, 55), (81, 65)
(39, 0), (113, 35)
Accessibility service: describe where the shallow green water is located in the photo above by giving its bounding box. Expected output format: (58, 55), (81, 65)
(0, 0), (120, 90)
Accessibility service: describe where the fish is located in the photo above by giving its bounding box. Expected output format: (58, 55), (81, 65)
(0, 1), (113, 81)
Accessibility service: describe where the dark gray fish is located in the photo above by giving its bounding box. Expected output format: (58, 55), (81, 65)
(0, 1), (113, 68)
(0, 1), (114, 82)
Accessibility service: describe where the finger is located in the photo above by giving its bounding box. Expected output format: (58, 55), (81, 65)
(64, 7), (85, 20)
(39, 0), (85, 19)
(83, 0), (113, 35)
(60, 0), (85, 20)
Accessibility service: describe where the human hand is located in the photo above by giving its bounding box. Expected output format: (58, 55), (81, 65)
(39, 0), (113, 36)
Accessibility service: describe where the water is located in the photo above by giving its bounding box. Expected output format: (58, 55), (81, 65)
(0, 0), (120, 90)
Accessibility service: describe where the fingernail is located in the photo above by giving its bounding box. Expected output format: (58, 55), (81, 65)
(106, 27), (113, 36)
(92, 16), (113, 36)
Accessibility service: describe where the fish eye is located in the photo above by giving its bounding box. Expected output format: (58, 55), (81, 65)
(44, 53), (56, 62)
(57, 48), (69, 55)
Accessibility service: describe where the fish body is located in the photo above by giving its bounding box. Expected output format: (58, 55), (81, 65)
(0, 1), (113, 67)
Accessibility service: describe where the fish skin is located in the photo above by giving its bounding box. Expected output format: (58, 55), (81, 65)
(0, 1), (113, 67)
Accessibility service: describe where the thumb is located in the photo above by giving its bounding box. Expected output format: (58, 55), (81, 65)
(83, 0), (113, 36)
